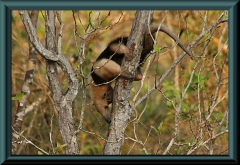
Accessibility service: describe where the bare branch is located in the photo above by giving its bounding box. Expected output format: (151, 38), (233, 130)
(134, 13), (228, 108)
(19, 10), (59, 61)
(12, 10), (39, 154)
(12, 127), (49, 155)
(56, 11), (64, 55)
(206, 40), (228, 121)
(187, 130), (228, 155)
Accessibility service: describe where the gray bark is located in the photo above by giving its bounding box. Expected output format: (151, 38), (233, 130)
(12, 10), (39, 154)
(19, 10), (80, 154)
(103, 10), (153, 155)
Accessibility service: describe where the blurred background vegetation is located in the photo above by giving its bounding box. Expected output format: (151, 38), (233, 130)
(12, 10), (228, 155)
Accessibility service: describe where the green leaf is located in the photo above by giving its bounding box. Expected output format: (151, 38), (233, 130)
(183, 84), (197, 93)
(182, 103), (189, 113)
(12, 93), (24, 100)
(131, 87), (136, 93)
(172, 89), (180, 100)
(54, 143), (67, 153)
(223, 15), (228, 19)
(192, 73), (199, 84)
(157, 122), (163, 133)
(153, 44), (160, 55)
(196, 140), (202, 147)
(183, 73), (191, 79)
(38, 151), (43, 155)
(150, 126), (159, 134)
(187, 139), (193, 146)
(19, 130), (25, 137)
(166, 101), (172, 107)
(204, 32), (209, 38)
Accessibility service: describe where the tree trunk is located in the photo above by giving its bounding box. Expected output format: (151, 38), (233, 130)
(19, 10), (80, 154)
(103, 10), (153, 155)
(12, 10), (39, 154)
(45, 10), (80, 155)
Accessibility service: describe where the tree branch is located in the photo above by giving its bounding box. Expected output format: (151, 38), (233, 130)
(19, 10), (80, 154)
(19, 10), (58, 61)
(12, 10), (39, 154)
(44, 10), (79, 154)
(134, 14), (228, 108)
